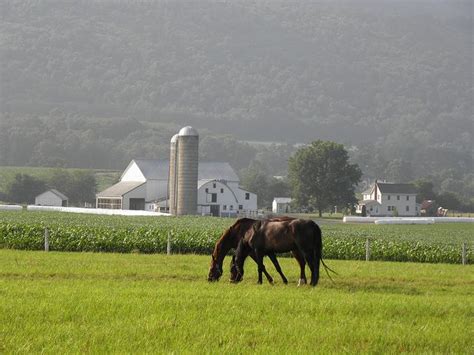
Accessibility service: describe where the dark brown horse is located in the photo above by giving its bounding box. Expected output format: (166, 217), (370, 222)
(208, 217), (305, 284)
(234, 218), (325, 286)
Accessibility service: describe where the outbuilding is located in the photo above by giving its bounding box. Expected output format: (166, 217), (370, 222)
(35, 189), (68, 207)
(272, 197), (293, 214)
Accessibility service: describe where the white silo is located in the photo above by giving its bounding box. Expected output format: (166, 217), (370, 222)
(176, 126), (199, 215)
(168, 134), (178, 215)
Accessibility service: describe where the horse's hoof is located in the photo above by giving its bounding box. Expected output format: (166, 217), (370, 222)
(297, 278), (307, 287)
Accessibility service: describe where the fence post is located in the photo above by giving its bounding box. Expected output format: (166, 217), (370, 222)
(167, 231), (171, 255)
(365, 238), (370, 261)
(44, 228), (49, 252)
(462, 242), (467, 265)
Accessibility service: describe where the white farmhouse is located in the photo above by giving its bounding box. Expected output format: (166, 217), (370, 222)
(272, 197), (292, 214)
(35, 189), (68, 207)
(96, 159), (257, 216)
(356, 181), (418, 217)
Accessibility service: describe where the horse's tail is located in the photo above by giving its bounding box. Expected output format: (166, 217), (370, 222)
(314, 228), (321, 286)
(311, 221), (337, 284)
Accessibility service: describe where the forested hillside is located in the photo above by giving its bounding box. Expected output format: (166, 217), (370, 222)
(0, 1), (472, 200)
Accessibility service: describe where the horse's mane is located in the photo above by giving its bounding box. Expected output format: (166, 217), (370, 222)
(212, 218), (256, 260)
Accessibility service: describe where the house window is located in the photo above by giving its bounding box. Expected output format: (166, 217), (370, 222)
(205, 188), (208, 193)
(388, 206), (391, 211)
(223, 205), (227, 211)
(406, 206), (409, 212)
(213, 183), (216, 188)
(397, 195), (400, 200)
(230, 205), (234, 210)
(245, 193), (250, 200)
(406, 196), (409, 201)
(211, 193), (217, 203)
(220, 188), (224, 193)
(388, 195), (391, 200)
(239, 205), (243, 210)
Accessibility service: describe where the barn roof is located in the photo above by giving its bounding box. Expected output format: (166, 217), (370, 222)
(131, 159), (239, 182)
(97, 181), (145, 197)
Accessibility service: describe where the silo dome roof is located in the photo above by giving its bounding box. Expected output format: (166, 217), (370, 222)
(170, 134), (178, 143)
(178, 126), (199, 137)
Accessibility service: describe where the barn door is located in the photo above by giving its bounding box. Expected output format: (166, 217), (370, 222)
(210, 205), (220, 217)
(129, 198), (145, 210)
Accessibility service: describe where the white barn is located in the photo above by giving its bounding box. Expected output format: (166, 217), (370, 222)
(356, 181), (418, 217)
(96, 159), (257, 216)
(35, 189), (68, 207)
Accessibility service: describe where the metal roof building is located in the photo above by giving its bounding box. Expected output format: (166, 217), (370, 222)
(96, 159), (256, 215)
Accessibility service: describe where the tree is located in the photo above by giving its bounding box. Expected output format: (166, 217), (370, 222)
(436, 192), (461, 211)
(6, 174), (47, 204)
(47, 169), (97, 206)
(288, 140), (362, 217)
(412, 178), (436, 203)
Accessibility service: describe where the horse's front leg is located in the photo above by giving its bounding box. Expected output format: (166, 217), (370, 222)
(248, 252), (273, 284)
(267, 252), (288, 284)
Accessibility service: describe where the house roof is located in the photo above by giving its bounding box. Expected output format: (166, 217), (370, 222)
(131, 159), (239, 182)
(50, 189), (68, 200)
(362, 187), (372, 195)
(377, 182), (417, 194)
(358, 199), (381, 206)
(273, 197), (292, 203)
(97, 181), (145, 197)
(37, 189), (68, 200)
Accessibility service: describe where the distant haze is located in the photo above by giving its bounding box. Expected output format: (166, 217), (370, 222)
(0, 1), (472, 194)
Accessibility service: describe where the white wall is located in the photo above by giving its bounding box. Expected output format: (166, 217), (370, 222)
(234, 187), (257, 211)
(145, 180), (168, 201)
(197, 180), (257, 215)
(121, 161), (146, 182)
(35, 191), (64, 206)
(122, 184), (147, 209)
(380, 193), (417, 216)
(273, 202), (291, 214)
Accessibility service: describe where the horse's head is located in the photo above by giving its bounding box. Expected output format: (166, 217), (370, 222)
(208, 226), (235, 282)
(208, 254), (223, 282)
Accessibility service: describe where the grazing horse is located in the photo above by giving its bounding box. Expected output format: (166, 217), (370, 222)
(208, 217), (304, 284)
(234, 218), (324, 286)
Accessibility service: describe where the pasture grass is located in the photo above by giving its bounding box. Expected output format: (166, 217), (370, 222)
(1, 250), (472, 353)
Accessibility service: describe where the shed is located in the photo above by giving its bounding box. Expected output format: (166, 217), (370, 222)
(35, 189), (68, 207)
(272, 197), (292, 214)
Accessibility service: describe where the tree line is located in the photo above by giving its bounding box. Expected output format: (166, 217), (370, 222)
(0, 170), (97, 206)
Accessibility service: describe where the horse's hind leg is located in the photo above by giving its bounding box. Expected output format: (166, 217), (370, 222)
(255, 248), (266, 284)
(292, 249), (307, 286)
(303, 251), (318, 286)
(267, 252), (288, 284)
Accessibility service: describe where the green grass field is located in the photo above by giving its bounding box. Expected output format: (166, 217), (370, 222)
(1, 250), (472, 353)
